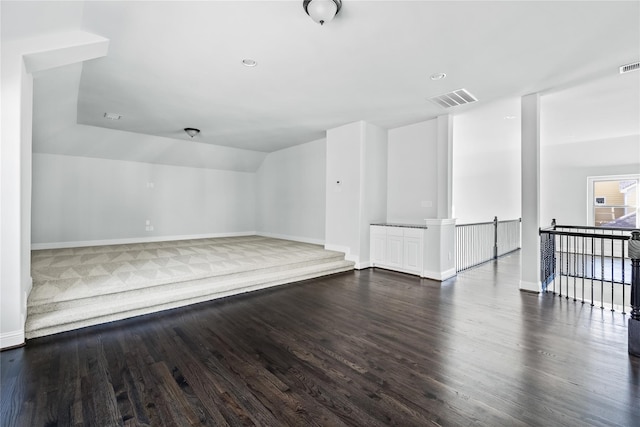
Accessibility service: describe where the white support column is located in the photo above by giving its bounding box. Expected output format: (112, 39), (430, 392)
(520, 93), (541, 293)
(436, 115), (453, 220)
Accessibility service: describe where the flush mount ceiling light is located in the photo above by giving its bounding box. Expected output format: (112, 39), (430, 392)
(430, 72), (447, 81)
(104, 112), (122, 120)
(303, 0), (342, 25)
(242, 59), (257, 67)
(184, 128), (200, 138)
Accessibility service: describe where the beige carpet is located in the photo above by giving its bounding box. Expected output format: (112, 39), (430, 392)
(28, 236), (354, 338)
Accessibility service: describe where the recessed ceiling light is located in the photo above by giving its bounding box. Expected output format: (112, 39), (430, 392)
(242, 59), (257, 67)
(504, 115), (517, 120)
(104, 112), (122, 120)
(430, 72), (447, 81)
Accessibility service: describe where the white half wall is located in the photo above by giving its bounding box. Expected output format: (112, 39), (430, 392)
(387, 119), (438, 223)
(32, 153), (257, 247)
(256, 138), (326, 244)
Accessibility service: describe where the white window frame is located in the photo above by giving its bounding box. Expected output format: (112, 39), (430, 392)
(587, 174), (639, 228)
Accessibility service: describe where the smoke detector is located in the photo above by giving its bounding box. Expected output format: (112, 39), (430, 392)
(619, 62), (640, 74)
(429, 89), (478, 109)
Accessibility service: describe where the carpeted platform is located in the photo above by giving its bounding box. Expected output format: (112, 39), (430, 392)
(27, 236), (354, 339)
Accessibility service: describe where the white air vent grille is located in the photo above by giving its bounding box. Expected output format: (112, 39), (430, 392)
(104, 112), (122, 120)
(620, 62), (640, 74)
(429, 89), (478, 108)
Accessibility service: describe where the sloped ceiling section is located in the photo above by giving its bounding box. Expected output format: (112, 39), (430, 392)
(33, 63), (83, 146)
(20, 1), (640, 169)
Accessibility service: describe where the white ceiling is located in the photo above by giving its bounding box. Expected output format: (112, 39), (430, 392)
(5, 1), (640, 158)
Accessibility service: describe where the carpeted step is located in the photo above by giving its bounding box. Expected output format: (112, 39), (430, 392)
(29, 250), (347, 308)
(26, 259), (354, 339)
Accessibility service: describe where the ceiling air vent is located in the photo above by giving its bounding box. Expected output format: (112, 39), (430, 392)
(620, 62), (640, 74)
(429, 88), (478, 108)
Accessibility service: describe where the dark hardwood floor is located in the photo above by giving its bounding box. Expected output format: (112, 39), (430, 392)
(2, 252), (639, 426)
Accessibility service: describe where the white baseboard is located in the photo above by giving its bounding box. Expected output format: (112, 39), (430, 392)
(519, 280), (541, 293)
(1, 329), (25, 350)
(422, 268), (457, 281)
(31, 231), (258, 250)
(256, 231), (324, 246)
(354, 261), (370, 270)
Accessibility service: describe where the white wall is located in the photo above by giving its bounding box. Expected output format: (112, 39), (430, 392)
(387, 119), (438, 223)
(256, 138), (326, 244)
(540, 135), (640, 226)
(359, 123), (388, 266)
(1, 14), (108, 347)
(32, 153), (256, 246)
(325, 121), (388, 266)
(453, 98), (522, 224)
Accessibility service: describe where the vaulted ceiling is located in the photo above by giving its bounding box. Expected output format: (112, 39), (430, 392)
(3, 1), (640, 162)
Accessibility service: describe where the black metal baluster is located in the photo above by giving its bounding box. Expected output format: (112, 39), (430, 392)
(573, 235), (577, 301)
(581, 236), (585, 304)
(600, 237), (605, 310)
(622, 240), (626, 315)
(591, 237), (595, 307)
(566, 235), (570, 299)
(611, 239), (615, 312)
(559, 234), (564, 298)
(552, 219), (556, 295)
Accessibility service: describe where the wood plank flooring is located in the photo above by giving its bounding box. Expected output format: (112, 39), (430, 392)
(2, 252), (639, 426)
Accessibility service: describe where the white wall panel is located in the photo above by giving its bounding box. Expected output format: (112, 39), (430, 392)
(256, 138), (326, 243)
(387, 119), (438, 223)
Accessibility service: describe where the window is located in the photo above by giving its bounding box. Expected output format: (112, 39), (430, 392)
(587, 175), (639, 228)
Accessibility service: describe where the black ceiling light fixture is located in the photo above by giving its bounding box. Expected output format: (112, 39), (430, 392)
(303, 0), (342, 25)
(184, 128), (200, 138)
